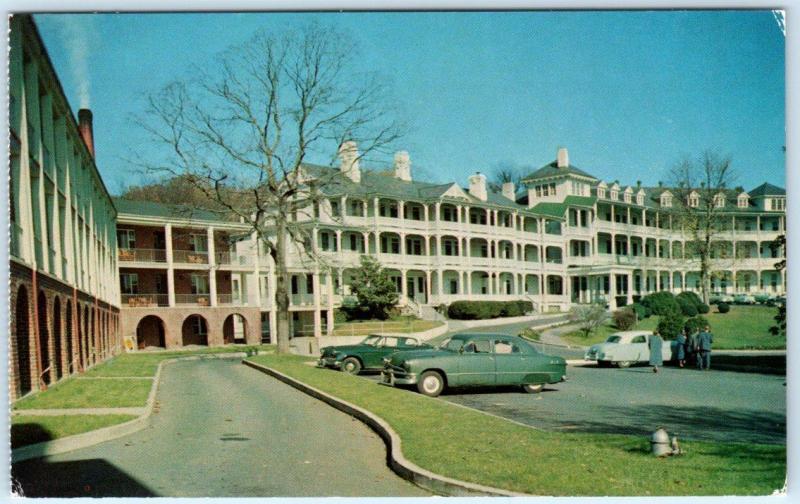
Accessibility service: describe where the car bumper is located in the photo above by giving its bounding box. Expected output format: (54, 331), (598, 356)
(380, 369), (418, 386)
(317, 357), (342, 369)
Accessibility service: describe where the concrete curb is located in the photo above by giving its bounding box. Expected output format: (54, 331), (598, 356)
(242, 359), (529, 497)
(11, 352), (247, 463)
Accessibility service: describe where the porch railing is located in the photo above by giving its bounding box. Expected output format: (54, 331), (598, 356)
(173, 250), (209, 264)
(175, 293), (212, 306)
(122, 293), (169, 307)
(118, 248), (167, 263)
(217, 293), (248, 306)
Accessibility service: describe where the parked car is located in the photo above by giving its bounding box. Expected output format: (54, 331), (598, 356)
(318, 334), (431, 374)
(734, 294), (756, 305)
(584, 331), (676, 368)
(380, 333), (567, 397)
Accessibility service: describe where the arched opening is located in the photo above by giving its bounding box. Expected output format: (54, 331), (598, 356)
(90, 308), (96, 365)
(83, 305), (90, 367)
(76, 306), (83, 371)
(65, 300), (73, 375)
(37, 291), (51, 386)
(14, 286), (32, 397)
(223, 313), (248, 344)
(182, 315), (208, 346)
(136, 315), (166, 349)
(53, 296), (63, 380)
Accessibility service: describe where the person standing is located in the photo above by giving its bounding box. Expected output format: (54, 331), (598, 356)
(697, 325), (714, 370)
(649, 329), (664, 373)
(676, 329), (687, 368)
(685, 328), (698, 369)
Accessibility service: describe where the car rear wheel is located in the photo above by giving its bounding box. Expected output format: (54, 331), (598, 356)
(341, 357), (362, 375)
(522, 383), (543, 394)
(597, 360), (611, 368)
(417, 371), (444, 397)
(616, 360), (632, 369)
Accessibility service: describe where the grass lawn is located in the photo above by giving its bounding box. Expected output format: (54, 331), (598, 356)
(11, 415), (137, 449)
(562, 305), (783, 349)
(333, 318), (443, 336)
(247, 354), (785, 496)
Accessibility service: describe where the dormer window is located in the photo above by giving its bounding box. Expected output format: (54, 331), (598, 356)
(660, 194), (672, 208)
(772, 198), (786, 211)
(597, 187), (606, 198)
(714, 193), (725, 208)
(688, 192), (700, 208)
(737, 194), (749, 208)
(623, 188), (633, 204)
(636, 190), (646, 206)
(610, 189), (618, 200)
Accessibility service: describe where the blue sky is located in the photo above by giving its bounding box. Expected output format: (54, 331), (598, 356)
(34, 10), (785, 194)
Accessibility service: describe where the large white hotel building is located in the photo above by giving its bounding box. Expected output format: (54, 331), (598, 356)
(9, 14), (786, 401)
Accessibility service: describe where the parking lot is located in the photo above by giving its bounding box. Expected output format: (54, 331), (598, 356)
(361, 361), (785, 445)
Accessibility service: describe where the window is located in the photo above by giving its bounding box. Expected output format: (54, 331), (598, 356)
(193, 317), (207, 336)
(349, 200), (364, 216)
(688, 193), (700, 207)
(714, 194), (725, 208)
(636, 194), (644, 205)
(190, 274), (209, 294)
(442, 206), (456, 222)
(120, 273), (138, 294)
(330, 201), (340, 217)
(597, 187), (606, 198)
(444, 239), (458, 256)
(661, 195), (672, 207)
(738, 196), (748, 208)
(410, 206), (422, 220)
(624, 191), (632, 203)
(535, 186), (542, 197)
(772, 198), (785, 211)
(190, 234), (208, 252)
(631, 335), (646, 344)
(349, 234), (358, 251)
(117, 229), (135, 249)
(465, 339), (492, 353)
(610, 190), (618, 200)
(306, 275), (314, 294)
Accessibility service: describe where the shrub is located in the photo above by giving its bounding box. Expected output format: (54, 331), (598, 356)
(684, 315), (710, 335)
(615, 296), (628, 308)
(630, 303), (647, 320)
(518, 327), (541, 341)
(697, 303), (710, 314)
(677, 297), (698, 317)
(657, 311), (685, 339)
(677, 291), (703, 309)
(754, 293), (769, 304)
(641, 292), (680, 316)
(613, 308), (637, 330)
(717, 302), (730, 314)
(447, 300), (533, 320)
(569, 303), (610, 337)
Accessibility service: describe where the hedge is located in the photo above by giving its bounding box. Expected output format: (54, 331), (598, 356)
(684, 315), (710, 335)
(641, 292), (680, 316)
(629, 303), (648, 320)
(717, 302), (730, 314)
(657, 311), (685, 339)
(677, 297), (699, 317)
(447, 300), (534, 320)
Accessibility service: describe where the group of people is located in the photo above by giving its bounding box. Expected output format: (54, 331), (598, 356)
(647, 325), (714, 373)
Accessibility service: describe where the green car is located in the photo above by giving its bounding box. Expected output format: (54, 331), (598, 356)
(381, 333), (567, 397)
(318, 334), (432, 374)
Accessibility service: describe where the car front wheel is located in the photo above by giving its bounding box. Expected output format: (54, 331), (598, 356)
(616, 360), (632, 369)
(522, 383), (543, 394)
(341, 357), (362, 375)
(417, 371), (445, 397)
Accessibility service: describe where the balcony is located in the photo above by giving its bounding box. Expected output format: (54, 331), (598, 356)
(175, 293), (212, 306)
(118, 248), (167, 263)
(173, 250), (209, 265)
(217, 293), (249, 306)
(291, 293), (315, 306)
(215, 251), (251, 266)
(122, 293), (169, 307)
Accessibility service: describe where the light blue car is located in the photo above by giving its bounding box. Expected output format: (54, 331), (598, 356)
(584, 331), (676, 368)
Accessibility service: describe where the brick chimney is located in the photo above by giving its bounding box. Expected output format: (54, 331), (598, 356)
(502, 182), (515, 200)
(338, 140), (360, 183)
(78, 109), (94, 158)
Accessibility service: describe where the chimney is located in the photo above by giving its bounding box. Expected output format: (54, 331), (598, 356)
(468, 172), (488, 201)
(393, 151), (412, 181)
(502, 182), (515, 200)
(557, 147), (569, 168)
(78, 108), (94, 158)
(338, 140), (360, 183)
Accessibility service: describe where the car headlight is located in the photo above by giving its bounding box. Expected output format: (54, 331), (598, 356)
(402, 361), (411, 371)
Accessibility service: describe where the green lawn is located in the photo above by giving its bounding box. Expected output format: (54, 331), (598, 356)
(11, 415), (137, 449)
(247, 354), (785, 496)
(562, 305), (783, 349)
(333, 318), (443, 336)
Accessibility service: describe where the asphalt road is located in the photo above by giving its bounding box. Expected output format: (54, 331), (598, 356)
(365, 363), (785, 445)
(11, 359), (429, 497)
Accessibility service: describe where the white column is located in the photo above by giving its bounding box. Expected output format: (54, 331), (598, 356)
(426, 270), (432, 304)
(401, 269), (408, 302)
(437, 269), (444, 296)
(312, 272), (321, 338)
(165, 224), (175, 307)
(208, 227), (217, 307)
(335, 230), (342, 252)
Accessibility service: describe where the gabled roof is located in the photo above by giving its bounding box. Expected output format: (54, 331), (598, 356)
(114, 198), (237, 223)
(748, 182), (785, 197)
(530, 202), (567, 219)
(563, 195), (597, 208)
(521, 160), (598, 182)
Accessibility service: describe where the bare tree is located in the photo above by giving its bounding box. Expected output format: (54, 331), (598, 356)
(667, 151), (736, 304)
(133, 24), (403, 353)
(487, 161), (525, 192)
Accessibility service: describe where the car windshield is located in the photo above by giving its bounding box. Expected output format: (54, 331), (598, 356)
(438, 337), (466, 352)
(606, 335), (622, 343)
(362, 335), (382, 346)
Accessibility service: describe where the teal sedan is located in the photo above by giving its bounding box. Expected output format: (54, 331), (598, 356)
(381, 333), (567, 397)
(318, 334), (432, 374)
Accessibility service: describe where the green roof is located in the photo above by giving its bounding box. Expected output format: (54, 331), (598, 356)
(530, 202), (567, 219)
(748, 182), (785, 197)
(564, 195), (597, 208)
(521, 160), (598, 182)
(113, 198), (236, 223)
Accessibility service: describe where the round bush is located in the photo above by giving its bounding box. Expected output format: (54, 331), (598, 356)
(630, 303), (647, 320)
(697, 303), (710, 314)
(657, 311), (685, 340)
(613, 308), (637, 330)
(677, 291), (703, 309)
(684, 315), (709, 335)
(642, 292), (680, 316)
(717, 302), (730, 314)
(676, 297), (698, 317)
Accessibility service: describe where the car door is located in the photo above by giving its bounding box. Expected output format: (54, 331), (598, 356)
(630, 335), (648, 362)
(456, 338), (496, 386)
(492, 338), (530, 385)
(360, 337), (388, 368)
(372, 336), (402, 367)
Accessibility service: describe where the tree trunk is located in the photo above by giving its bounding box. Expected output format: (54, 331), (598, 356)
(274, 218), (291, 354)
(700, 255), (711, 305)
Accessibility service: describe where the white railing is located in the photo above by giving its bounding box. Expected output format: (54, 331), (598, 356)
(175, 293), (212, 306)
(122, 293), (169, 307)
(217, 293), (249, 306)
(173, 250), (209, 264)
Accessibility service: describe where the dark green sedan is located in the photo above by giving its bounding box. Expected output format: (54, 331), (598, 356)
(381, 333), (567, 397)
(318, 334), (432, 374)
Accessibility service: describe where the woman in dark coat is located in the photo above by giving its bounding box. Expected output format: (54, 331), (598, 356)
(685, 329), (697, 369)
(649, 329), (664, 373)
(676, 329), (687, 368)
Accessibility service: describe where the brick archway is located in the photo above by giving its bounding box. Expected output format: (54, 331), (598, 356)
(37, 291), (51, 386)
(53, 296), (63, 380)
(182, 314), (209, 346)
(136, 315), (167, 349)
(14, 285), (32, 397)
(222, 313), (248, 344)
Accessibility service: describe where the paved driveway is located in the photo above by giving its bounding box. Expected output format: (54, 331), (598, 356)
(363, 364), (785, 445)
(12, 359), (429, 497)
